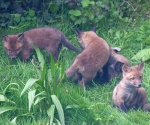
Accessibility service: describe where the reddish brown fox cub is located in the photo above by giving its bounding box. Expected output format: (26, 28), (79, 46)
(65, 28), (110, 87)
(112, 62), (150, 113)
(2, 27), (81, 61)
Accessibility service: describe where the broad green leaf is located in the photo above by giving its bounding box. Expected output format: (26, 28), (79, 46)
(70, 15), (77, 21)
(0, 94), (15, 104)
(35, 91), (46, 98)
(28, 90), (36, 111)
(0, 106), (16, 114)
(75, 19), (82, 25)
(20, 78), (39, 96)
(21, 17), (25, 22)
(132, 48), (150, 61)
(90, 1), (95, 5)
(50, 4), (58, 13)
(34, 45), (45, 70)
(32, 16), (37, 21)
(51, 95), (65, 125)
(34, 96), (46, 105)
(81, 0), (90, 7)
(26, 16), (31, 21)
(47, 105), (55, 125)
(69, 10), (81, 16)
(29, 9), (35, 17)
(0, 94), (6, 101)
(10, 117), (17, 125)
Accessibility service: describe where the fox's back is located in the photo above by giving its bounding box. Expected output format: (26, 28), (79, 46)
(23, 27), (62, 48)
(77, 33), (110, 68)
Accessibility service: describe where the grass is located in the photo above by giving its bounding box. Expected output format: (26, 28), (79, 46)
(1, 16), (150, 125)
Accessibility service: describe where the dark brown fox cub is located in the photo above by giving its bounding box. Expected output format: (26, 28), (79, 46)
(2, 27), (81, 61)
(65, 28), (110, 87)
(112, 62), (150, 113)
(98, 47), (130, 83)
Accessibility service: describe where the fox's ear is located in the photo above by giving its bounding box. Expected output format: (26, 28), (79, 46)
(115, 61), (124, 72)
(138, 62), (144, 71)
(122, 64), (131, 73)
(111, 47), (121, 53)
(91, 26), (96, 32)
(2, 35), (9, 42)
(17, 33), (24, 41)
(74, 29), (81, 36)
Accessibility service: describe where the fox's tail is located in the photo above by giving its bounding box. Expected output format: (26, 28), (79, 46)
(61, 34), (81, 53)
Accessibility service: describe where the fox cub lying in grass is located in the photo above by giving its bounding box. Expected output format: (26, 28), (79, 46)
(112, 62), (150, 113)
(65, 28), (110, 87)
(2, 27), (81, 61)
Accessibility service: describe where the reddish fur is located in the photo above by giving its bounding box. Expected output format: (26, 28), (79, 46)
(112, 62), (150, 113)
(2, 27), (81, 61)
(65, 31), (110, 87)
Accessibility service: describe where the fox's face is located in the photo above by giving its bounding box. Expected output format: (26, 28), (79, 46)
(2, 33), (24, 59)
(122, 62), (144, 88)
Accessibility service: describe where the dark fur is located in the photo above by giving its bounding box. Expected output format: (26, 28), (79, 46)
(2, 27), (81, 61)
(97, 47), (130, 83)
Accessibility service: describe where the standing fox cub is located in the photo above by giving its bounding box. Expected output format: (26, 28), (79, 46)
(2, 27), (81, 61)
(65, 28), (110, 87)
(112, 62), (150, 113)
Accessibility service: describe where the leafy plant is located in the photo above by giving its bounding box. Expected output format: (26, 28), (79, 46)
(11, 9), (37, 26)
(20, 46), (65, 125)
(132, 48), (150, 62)
(67, 0), (133, 26)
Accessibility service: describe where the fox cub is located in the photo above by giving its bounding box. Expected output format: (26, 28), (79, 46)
(65, 28), (110, 87)
(112, 62), (150, 113)
(2, 27), (81, 61)
(98, 47), (130, 83)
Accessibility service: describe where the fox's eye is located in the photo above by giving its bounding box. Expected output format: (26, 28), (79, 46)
(139, 76), (142, 79)
(130, 77), (135, 80)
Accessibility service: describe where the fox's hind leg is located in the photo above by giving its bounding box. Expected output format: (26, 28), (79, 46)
(80, 77), (92, 88)
(137, 87), (150, 111)
(137, 87), (147, 108)
(74, 72), (82, 83)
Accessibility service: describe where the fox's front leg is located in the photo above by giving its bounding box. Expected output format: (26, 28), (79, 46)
(118, 100), (127, 113)
(21, 50), (30, 61)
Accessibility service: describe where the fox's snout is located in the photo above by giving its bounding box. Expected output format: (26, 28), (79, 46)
(135, 83), (142, 88)
(10, 55), (17, 59)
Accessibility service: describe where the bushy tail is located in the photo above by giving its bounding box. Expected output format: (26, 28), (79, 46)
(61, 34), (81, 53)
(143, 103), (150, 111)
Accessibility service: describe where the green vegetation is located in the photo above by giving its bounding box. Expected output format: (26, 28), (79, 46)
(0, 0), (150, 125)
